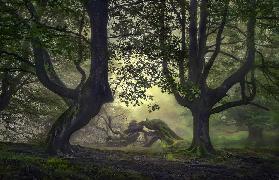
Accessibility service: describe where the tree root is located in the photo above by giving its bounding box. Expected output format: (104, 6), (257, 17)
(187, 145), (215, 157)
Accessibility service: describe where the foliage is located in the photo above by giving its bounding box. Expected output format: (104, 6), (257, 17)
(0, 82), (66, 143)
(228, 105), (270, 129)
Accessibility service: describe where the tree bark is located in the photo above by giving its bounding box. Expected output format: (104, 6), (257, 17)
(189, 107), (214, 155)
(46, 98), (104, 154)
(46, 0), (113, 155)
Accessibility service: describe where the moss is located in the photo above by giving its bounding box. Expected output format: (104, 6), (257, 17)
(140, 119), (182, 145)
(0, 148), (148, 180)
(1, 142), (278, 179)
(45, 157), (70, 171)
(165, 153), (176, 161)
(94, 167), (148, 180)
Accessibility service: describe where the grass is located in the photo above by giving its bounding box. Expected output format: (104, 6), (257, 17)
(89, 141), (168, 157)
(0, 144), (148, 180)
(212, 131), (249, 148)
(211, 130), (279, 149)
(89, 131), (279, 160)
(0, 130), (278, 179)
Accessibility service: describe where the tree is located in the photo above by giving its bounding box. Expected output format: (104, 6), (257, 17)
(1, 0), (113, 154)
(71, 104), (129, 146)
(109, 0), (278, 154)
(39, 0), (113, 154)
(0, 0), (82, 110)
(228, 105), (269, 142)
(0, 80), (66, 143)
(1, 0), (278, 156)
(102, 118), (182, 147)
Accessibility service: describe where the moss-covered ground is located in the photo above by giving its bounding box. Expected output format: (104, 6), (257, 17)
(0, 143), (147, 180)
(0, 141), (278, 180)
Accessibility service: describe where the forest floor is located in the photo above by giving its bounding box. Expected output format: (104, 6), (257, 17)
(0, 142), (279, 180)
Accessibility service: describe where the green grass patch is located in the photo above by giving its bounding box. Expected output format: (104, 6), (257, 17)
(0, 147), (148, 180)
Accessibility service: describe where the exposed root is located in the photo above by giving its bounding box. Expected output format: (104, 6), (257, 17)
(187, 145), (216, 157)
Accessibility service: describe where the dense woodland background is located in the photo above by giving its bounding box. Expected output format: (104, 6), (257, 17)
(0, 0), (279, 179)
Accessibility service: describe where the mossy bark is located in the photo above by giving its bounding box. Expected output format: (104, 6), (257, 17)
(140, 119), (183, 146)
(188, 110), (215, 156)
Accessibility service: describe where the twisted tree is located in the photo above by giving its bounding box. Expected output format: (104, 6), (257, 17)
(1, 0), (113, 154)
(32, 0), (113, 154)
(109, 0), (275, 154)
(103, 118), (182, 147)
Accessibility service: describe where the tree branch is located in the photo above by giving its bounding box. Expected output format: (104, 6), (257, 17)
(202, 1), (228, 81)
(0, 50), (35, 67)
(75, 11), (87, 90)
(211, 0), (257, 104)
(211, 69), (257, 114)
(197, 0), (209, 69)
(160, 0), (191, 108)
(206, 50), (241, 62)
(31, 39), (78, 100)
(188, 0), (199, 81)
(178, 0), (187, 85)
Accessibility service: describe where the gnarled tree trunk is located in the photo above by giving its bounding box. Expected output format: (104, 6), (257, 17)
(189, 103), (214, 155)
(158, 0), (256, 156)
(46, 0), (113, 154)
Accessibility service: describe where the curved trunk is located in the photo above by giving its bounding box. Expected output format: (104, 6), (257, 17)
(47, 77), (112, 154)
(247, 125), (263, 142)
(46, 0), (113, 154)
(189, 110), (214, 155)
(46, 92), (105, 154)
(46, 106), (78, 154)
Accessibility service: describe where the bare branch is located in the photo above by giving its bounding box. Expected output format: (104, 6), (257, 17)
(75, 10), (87, 90)
(197, 0), (209, 66)
(160, 0), (191, 108)
(211, 0), (257, 105)
(202, 2), (228, 81)
(31, 39), (78, 100)
(178, 0), (187, 84)
(211, 69), (257, 114)
(188, 0), (199, 81)
(0, 50), (35, 67)
(206, 50), (241, 62)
